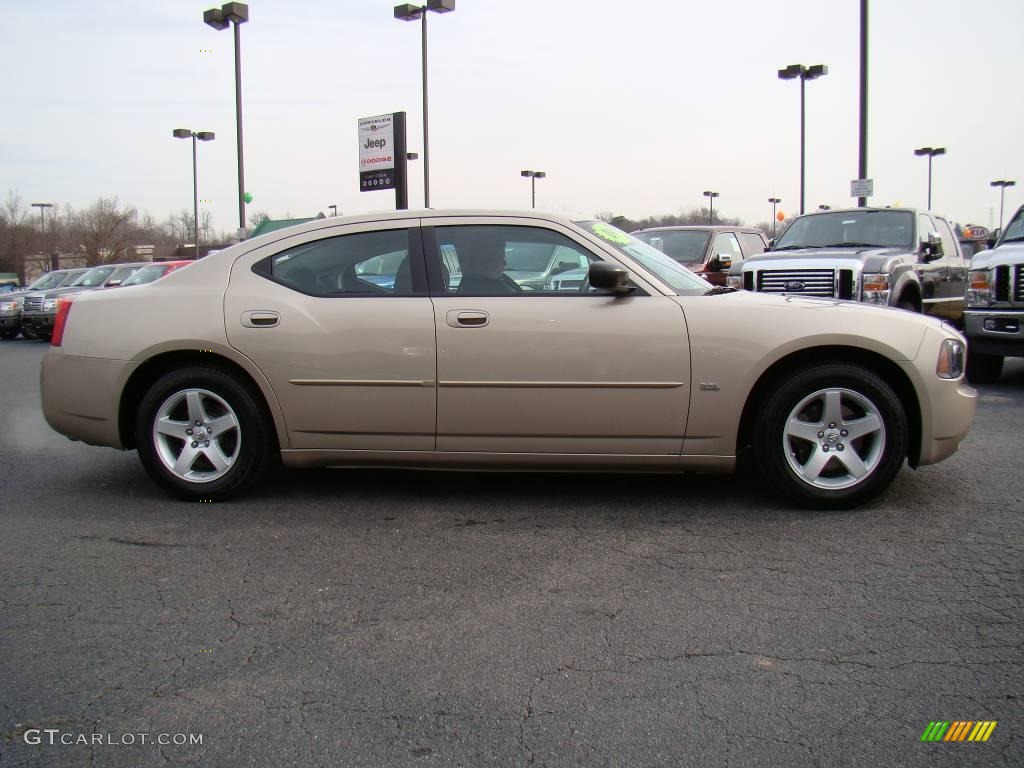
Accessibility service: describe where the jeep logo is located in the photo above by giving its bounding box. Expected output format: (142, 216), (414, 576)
(784, 281), (806, 291)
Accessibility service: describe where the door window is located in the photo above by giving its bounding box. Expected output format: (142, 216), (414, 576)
(431, 225), (602, 295)
(252, 228), (425, 296)
(937, 219), (963, 265)
(710, 232), (742, 259)
(738, 231), (768, 257)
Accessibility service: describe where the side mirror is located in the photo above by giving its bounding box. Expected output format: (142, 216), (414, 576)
(709, 253), (733, 270)
(767, 238), (777, 250)
(588, 262), (634, 295)
(987, 228), (1001, 249)
(921, 232), (944, 261)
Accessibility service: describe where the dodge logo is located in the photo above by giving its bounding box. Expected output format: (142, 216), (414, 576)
(784, 281), (806, 291)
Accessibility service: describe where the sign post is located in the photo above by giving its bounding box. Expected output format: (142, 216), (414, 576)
(358, 112), (409, 210)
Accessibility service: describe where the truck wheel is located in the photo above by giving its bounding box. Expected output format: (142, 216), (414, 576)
(135, 366), (274, 501)
(20, 326), (39, 340)
(897, 299), (918, 313)
(965, 350), (1003, 385)
(753, 362), (908, 510)
(0, 329), (18, 340)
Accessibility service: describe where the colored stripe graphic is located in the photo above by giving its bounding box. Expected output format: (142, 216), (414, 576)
(921, 722), (949, 741)
(922, 721), (997, 742)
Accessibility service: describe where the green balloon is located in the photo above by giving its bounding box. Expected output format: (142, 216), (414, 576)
(244, 192), (253, 204)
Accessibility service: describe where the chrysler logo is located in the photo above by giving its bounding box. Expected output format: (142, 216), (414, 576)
(784, 281), (806, 291)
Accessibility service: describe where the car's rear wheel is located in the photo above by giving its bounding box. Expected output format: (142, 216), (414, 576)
(965, 350), (1003, 385)
(753, 363), (908, 509)
(135, 366), (273, 501)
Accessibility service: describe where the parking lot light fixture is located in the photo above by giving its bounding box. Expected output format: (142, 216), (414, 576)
(173, 129), (216, 255)
(521, 170), (546, 209)
(204, 3), (248, 231)
(913, 147), (946, 210)
(990, 180), (1016, 231)
(768, 197), (782, 236)
(778, 63), (828, 215)
(394, 0), (455, 208)
(703, 190), (720, 225)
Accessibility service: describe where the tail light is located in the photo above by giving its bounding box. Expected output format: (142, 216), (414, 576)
(51, 297), (74, 346)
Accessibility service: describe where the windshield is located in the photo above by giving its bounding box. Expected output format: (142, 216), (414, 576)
(107, 265), (141, 284)
(30, 272), (67, 290)
(633, 230), (710, 266)
(775, 210), (914, 250)
(122, 264), (169, 286)
(574, 220), (711, 295)
(1001, 208), (1024, 242)
(71, 266), (116, 287)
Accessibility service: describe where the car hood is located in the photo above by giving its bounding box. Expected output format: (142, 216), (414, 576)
(969, 242), (1024, 270)
(744, 246), (909, 266)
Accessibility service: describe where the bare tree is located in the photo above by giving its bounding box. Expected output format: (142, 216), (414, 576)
(248, 210), (270, 229)
(72, 197), (141, 265)
(1, 191), (31, 283)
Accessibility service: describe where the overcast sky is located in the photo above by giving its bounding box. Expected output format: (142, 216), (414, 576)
(2, 0), (1022, 235)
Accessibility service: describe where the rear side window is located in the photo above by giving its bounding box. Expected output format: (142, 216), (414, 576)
(253, 229), (425, 296)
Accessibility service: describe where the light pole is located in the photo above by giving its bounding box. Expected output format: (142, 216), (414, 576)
(31, 202), (54, 272)
(703, 190), (719, 225)
(913, 147), (945, 210)
(394, 0), (455, 209)
(990, 180), (1016, 231)
(521, 170), (546, 209)
(173, 129), (216, 256)
(768, 197), (781, 236)
(204, 2), (248, 233)
(778, 63), (828, 215)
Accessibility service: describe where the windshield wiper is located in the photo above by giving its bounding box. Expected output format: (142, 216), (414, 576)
(818, 242), (887, 249)
(770, 245), (811, 251)
(704, 285), (738, 296)
(999, 236), (1024, 243)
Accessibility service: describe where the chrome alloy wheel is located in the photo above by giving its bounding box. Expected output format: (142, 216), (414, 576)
(152, 388), (241, 483)
(783, 387), (886, 490)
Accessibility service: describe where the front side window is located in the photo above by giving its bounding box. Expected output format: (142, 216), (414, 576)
(633, 230), (710, 266)
(1001, 208), (1024, 242)
(574, 220), (711, 295)
(432, 225), (601, 295)
(738, 231), (768, 257)
(253, 229), (424, 296)
(711, 232), (742, 259)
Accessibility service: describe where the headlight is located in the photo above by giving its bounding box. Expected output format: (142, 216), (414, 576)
(726, 275), (744, 289)
(936, 338), (964, 380)
(0, 301), (15, 312)
(43, 298), (58, 311)
(967, 269), (992, 307)
(861, 273), (891, 305)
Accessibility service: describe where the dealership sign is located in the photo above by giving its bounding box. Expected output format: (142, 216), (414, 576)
(358, 114), (396, 191)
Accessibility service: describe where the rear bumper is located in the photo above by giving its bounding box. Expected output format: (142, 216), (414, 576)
(41, 349), (137, 449)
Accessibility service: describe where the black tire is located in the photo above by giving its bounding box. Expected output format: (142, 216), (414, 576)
(135, 366), (274, 501)
(753, 362), (908, 510)
(965, 350), (1003, 385)
(0, 329), (18, 340)
(20, 325), (39, 340)
(897, 299), (918, 313)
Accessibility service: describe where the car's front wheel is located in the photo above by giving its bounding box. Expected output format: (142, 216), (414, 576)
(135, 366), (274, 501)
(753, 363), (908, 509)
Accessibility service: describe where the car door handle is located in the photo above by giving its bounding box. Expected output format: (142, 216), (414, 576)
(446, 310), (489, 328)
(241, 311), (280, 328)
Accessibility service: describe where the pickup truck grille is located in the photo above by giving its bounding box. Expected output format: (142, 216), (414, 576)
(1016, 266), (1024, 303)
(23, 296), (44, 312)
(756, 269), (835, 298)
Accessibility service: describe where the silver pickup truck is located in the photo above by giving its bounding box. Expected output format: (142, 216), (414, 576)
(728, 207), (966, 326)
(964, 205), (1024, 383)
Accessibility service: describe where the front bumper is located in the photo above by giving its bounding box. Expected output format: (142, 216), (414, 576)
(22, 311), (55, 333)
(0, 310), (20, 332)
(964, 309), (1024, 358)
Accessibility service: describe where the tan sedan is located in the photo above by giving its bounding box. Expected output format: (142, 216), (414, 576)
(41, 211), (976, 508)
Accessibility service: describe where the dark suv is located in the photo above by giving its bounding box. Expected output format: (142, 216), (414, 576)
(631, 226), (769, 286)
(728, 207), (966, 324)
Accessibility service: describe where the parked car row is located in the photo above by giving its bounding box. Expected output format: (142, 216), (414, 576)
(0, 261), (192, 341)
(38, 210), (975, 509)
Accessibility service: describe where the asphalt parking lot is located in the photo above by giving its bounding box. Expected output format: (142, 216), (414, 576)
(1, 339), (1021, 768)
